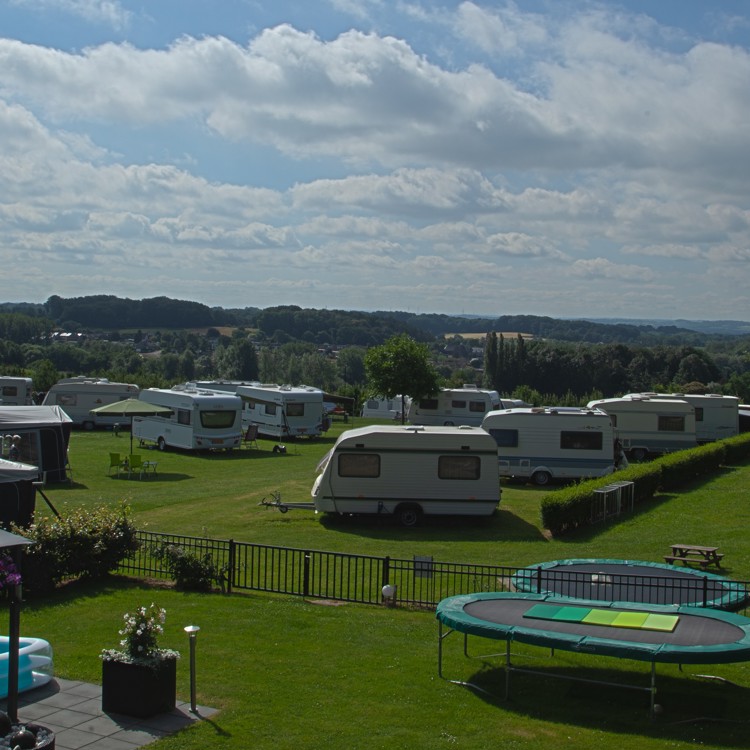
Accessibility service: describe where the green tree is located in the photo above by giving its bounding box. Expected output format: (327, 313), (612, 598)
(364, 334), (440, 424)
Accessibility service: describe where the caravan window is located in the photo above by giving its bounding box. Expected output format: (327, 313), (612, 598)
(438, 455), (481, 480)
(56, 393), (77, 406)
(287, 402), (304, 417)
(658, 415), (685, 432)
(488, 428), (519, 448)
(201, 410), (236, 429)
(265, 403), (278, 416)
(419, 398), (439, 410)
(694, 407), (704, 422)
(560, 431), (603, 450)
(451, 400), (467, 409)
(469, 401), (486, 413)
(338, 453), (380, 478)
(177, 409), (191, 426)
(1, 386), (18, 397)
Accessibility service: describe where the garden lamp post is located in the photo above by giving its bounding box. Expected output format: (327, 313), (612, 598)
(184, 625), (200, 714)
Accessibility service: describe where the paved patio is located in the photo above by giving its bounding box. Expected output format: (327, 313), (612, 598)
(1, 677), (218, 749)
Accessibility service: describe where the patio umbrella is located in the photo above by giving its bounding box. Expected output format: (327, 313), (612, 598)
(90, 398), (172, 453)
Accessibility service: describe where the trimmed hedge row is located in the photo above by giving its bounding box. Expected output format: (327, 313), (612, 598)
(12, 503), (139, 594)
(540, 433), (750, 536)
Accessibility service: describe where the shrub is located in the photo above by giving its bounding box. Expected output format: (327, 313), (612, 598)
(14, 503), (139, 594)
(659, 443), (726, 491)
(152, 543), (225, 592)
(723, 432), (750, 465)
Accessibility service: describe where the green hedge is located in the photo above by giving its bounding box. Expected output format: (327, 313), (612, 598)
(13, 503), (139, 594)
(540, 434), (750, 537)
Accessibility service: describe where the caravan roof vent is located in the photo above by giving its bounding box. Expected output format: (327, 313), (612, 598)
(457, 424), (474, 430)
(404, 425), (425, 432)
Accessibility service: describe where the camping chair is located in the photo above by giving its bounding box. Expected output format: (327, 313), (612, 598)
(127, 454), (144, 479)
(243, 424), (259, 449)
(108, 453), (122, 476)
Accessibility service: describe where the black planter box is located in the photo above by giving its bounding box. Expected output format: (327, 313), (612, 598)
(101, 657), (177, 718)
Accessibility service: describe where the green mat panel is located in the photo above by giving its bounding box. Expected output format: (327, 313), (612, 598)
(524, 604), (679, 632)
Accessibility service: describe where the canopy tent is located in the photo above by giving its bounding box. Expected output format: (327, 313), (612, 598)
(0, 459), (39, 528)
(0, 406), (73, 482)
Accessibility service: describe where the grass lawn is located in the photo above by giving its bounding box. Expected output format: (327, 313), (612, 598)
(13, 422), (750, 748)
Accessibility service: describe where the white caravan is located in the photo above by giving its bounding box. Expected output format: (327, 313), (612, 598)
(133, 387), (242, 451)
(0, 377), (34, 406)
(312, 424), (501, 526)
(587, 395), (697, 461)
(360, 395), (411, 420)
(42, 377), (139, 429)
(482, 407), (617, 486)
(235, 383), (328, 439)
(407, 386), (503, 427)
(626, 393), (739, 444)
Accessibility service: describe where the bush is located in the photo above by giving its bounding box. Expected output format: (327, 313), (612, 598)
(723, 432), (750, 465)
(659, 443), (726, 491)
(152, 543), (226, 592)
(14, 503), (139, 594)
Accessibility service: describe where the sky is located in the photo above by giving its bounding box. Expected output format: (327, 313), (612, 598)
(1, 1), (749, 321)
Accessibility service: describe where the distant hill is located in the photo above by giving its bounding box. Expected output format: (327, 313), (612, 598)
(578, 318), (750, 336)
(1, 296), (748, 346)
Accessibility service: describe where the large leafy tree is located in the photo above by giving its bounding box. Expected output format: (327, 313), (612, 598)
(364, 334), (440, 423)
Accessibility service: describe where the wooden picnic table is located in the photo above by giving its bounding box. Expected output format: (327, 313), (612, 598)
(664, 544), (724, 569)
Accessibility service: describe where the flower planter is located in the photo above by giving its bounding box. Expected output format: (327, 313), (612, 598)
(101, 657), (177, 718)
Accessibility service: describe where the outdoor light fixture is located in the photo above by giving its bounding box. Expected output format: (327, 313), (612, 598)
(381, 584), (397, 606)
(184, 625), (200, 714)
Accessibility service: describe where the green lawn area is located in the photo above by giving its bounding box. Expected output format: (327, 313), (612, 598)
(15, 421), (750, 749)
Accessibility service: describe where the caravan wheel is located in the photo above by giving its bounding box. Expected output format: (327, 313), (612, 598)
(396, 504), (422, 527)
(630, 447), (648, 462)
(531, 470), (551, 486)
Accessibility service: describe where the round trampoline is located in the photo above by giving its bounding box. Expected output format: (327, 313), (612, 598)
(511, 558), (748, 611)
(435, 591), (750, 716)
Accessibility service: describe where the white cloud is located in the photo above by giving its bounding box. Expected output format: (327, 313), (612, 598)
(570, 257), (655, 283)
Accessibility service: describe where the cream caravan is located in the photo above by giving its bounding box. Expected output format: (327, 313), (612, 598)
(0, 377), (34, 406)
(360, 395), (411, 420)
(312, 424), (501, 526)
(235, 383), (328, 439)
(407, 386), (504, 427)
(133, 387), (242, 451)
(587, 395), (697, 461)
(626, 393), (739, 444)
(42, 377), (139, 429)
(482, 407), (617, 486)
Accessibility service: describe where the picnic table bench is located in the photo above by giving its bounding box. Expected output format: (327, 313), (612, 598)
(664, 544), (724, 569)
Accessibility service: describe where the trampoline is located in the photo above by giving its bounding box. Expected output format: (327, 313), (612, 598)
(511, 558), (748, 611)
(436, 592), (750, 716)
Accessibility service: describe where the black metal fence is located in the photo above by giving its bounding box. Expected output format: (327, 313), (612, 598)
(120, 530), (750, 614)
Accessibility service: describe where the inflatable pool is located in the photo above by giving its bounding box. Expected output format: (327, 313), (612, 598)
(0, 636), (53, 697)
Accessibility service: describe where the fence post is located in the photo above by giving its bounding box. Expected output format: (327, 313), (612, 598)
(536, 565), (542, 594)
(227, 539), (235, 595)
(382, 556), (390, 587)
(303, 551), (311, 597)
(702, 574), (708, 608)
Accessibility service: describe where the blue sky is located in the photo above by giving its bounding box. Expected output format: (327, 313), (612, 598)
(1, 1), (749, 320)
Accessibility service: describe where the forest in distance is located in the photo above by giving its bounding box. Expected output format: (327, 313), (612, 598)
(1, 295), (749, 404)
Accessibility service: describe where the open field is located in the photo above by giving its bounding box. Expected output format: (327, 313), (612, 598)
(17, 423), (750, 749)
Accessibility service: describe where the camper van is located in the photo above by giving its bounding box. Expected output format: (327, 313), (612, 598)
(407, 386), (504, 427)
(360, 395), (411, 420)
(0, 377), (34, 406)
(312, 424), (501, 526)
(133, 387), (243, 451)
(42, 377), (139, 429)
(587, 395), (697, 461)
(235, 383), (328, 439)
(482, 407), (617, 486)
(626, 393), (739, 444)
